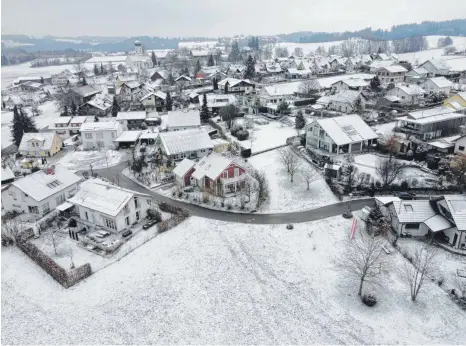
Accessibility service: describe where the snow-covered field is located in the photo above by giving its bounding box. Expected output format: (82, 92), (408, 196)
(248, 149), (337, 212)
(1, 63), (76, 88)
(276, 40), (345, 55)
(1, 101), (62, 149)
(57, 149), (128, 171)
(2, 215), (465, 344)
(248, 120), (297, 153)
(352, 154), (438, 186)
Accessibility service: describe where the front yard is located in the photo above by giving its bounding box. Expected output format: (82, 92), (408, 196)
(57, 149), (129, 171)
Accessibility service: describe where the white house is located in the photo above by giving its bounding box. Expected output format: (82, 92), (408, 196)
(422, 77), (453, 96)
(218, 78), (255, 94)
(166, 110), (201, 131)
(173, 158), (196, 187)
(419, 59), (451, 76)
(51, 70), (79, 86)
(155, 128), (213, 160)
(205, 94), (238, 113)
(116, 111), (147, 131)
(258, 83), (298, 105)
(327, 90), (365, 113)
(454, 135), (466, 156)
(80, 121), (123, 149)
(331, 78), (369, 92)
(1, 166), (81, 216)
(387, 83), (426, 104)
(376, 65), (408, 85)
(404, 67), (432, 84)
(305, 114), (378, 154)
(125, 41), (152, 70)
(118, 81), (144, 102)
(68, 179), (153, 233)
(18, 132), (63, 158)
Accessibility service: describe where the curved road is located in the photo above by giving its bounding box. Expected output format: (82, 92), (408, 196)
(87, 162), (375, 225)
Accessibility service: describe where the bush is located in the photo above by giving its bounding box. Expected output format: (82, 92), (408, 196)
(400, 180), (409, 190)
(361, 293), (377, 307)
(68, 219), (77, 228)
(375, 181), (382, 188)
(236, 130), (249, 141)
(147, 208), (162, 222)
(305, 109), (311, 114)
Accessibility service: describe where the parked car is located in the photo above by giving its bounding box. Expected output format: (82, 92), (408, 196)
(97, 230), (110, 237)
(122, 230), (132, 238)
(143, 220), (158, 230)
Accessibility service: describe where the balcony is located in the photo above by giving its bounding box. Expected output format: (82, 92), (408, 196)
(220, 175), (245, 185)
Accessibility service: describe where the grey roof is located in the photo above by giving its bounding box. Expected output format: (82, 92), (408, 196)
(158, 128), (213, 155)
(166, 111), (201, 128)
(72, 85), (102, 97)
(116, 111), (147, 121)
(173, 158), (196, 178)
(443, 195), (466, 231)
(19, 132), (58, 152)
(423, 214), (453, 232)
(191, 153), (239, 181)
(328, 90), (362, 105)
(390, 200), (436, 223)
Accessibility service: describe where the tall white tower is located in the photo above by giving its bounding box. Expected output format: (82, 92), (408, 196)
(134, 40), (143, 55)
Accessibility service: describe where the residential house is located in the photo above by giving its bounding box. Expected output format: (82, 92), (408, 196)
(114, 131), (142, 149)
(218, 78), (255, 94)
(265, 62), (282, 74)
(1, 165), (15, 185)
(118, 81), (144, 103)
(227, 65), (246, 78)
(173, 158), (196, 187)
(387, 196), (466, 250)
(20, 81), (43, 92)
(51, 70), (79, 86)
(444, 92), (466, 111)
(369, 60), (394, 73)
(387, 83), (426, 104)
(395, 106), (466, 140)
(126, 54), (152, 71)
(68, 179), (153, 233)
(258, 84), (297, 105)
(18, 133), (62, 158)
(146, 69), (169, 83)
(329, 57), (347, 71)
(80, 121), (123, 149)
(116, 111), (147, 130)
(376, 65), (408, 85)
(71, 85), (102, 105)
(454, 135), (466, 155)
(327, 90), (365, 113)
(419, 59), (451, 76)
(115, 74), (138, 88)
(155, 128), (213, 160)
(80, 95), (113, 117)
(404, 67), (432, 84)
(166, 110), (201, 131)
(140, 91), (167, 111)
(422, 77), (453, 96)
(331, 78), (369, 92)
(205, 94), (238, 113)
(305, 114), (378, 154)
(1, 166), (81, 216)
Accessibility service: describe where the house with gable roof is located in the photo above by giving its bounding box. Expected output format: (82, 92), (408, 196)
(422, 77), (453, 96)
(19, 132), (63, 158)
(419, 59), (451, 77)
(387, 83), (426, 104)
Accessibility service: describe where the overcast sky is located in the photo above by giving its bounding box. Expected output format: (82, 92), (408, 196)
(2, 0), (466, 37)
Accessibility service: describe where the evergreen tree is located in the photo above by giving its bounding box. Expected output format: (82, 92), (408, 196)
(200, 93), (209, 123)
(20, 108), (38, 133)
(40, 76), (44, 84)
(94, 64), (99, 76)
(100, 63), (104, 75)
(229, 40), (240, 62)
(295, 111), (305, 129)
(195, 60), (202, 76)
(82, 76), (88, 86)
(207, 54), (215, 66)
(151, 51), (157, 67)
(244, 55), (255, 79)
(167, 73), (175, 85)
(11, 106), (23, 147)
(1, 54), (8, 66)
(213, 78), (218, 90)
(166, 91), (173, 111)
(111, 98), (120, 117)
(224, 81), (229, 94)
(71, 101), (77, 116)
(370, 75), (381, 89)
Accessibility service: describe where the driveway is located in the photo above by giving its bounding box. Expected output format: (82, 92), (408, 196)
(87, 162), (375, 225)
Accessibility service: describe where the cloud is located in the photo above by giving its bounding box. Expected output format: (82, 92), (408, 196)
(2, 0), (466, 37)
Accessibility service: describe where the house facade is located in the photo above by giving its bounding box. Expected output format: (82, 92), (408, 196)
(80, 121), (123, 149)
(18, 133), (63, 158)
(155, 128), (213, 161)
(327, 90), (365, 113)
(387, 84), (426, 104)
(218, 78), (255, 94)
(422, 77), (452, 96)
(454, 135), (466, 155)
(140, 91), (167, 111)
(419, 59), (451, 76)
(376, 65), (407, 85)
(116, 111), (147, 131)
(119, 81), (144, 102)
(1, 166), (81, 216)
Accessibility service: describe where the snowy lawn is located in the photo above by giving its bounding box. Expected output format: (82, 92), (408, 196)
(1, 101), (62, 149)
(248, 149), (338, 213)
(2, 215), (466, 344)
(352, 154), (438, 187)
(1, 62), (77, 88)
(57, 149), (129, 171)
(373, 121), (396, 136)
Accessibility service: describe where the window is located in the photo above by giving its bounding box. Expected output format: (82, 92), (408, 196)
(134, 197), (139, 209)
(136, 211), (140, 221)
(104, 217), (117, 230)
(85, 211), (89, 220)
(84, 133), (93, 139)
(405, 223), (420, 230)
(124, 204), (130, 214)
(459, 146), (465, 151)
(147, 199), (151, 206)
(404, 205), (413, 212)
(28, 206), (39, 214)
(55, 194), (65, 206)
(223, 171), (228, 179)
(12, 192), (17, 200)
(42, 202), (50, 214)
(125, 216), (130, 226)
(234, 168), (239, 177)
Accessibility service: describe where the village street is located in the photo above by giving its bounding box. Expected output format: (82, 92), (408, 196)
(89, 161), (375, 224)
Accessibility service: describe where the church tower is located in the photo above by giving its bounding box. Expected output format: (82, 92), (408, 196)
(134, 40), (143, 55)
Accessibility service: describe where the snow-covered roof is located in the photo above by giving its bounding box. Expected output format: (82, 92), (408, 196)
(218, 78), (254, 88)
(11, 166), (81, 202)
(375, 196), (401, 205)
(86, 97), (112, 111)
(423, 214), (453, 232)
(173, 158), (195, 178)
(206, 94), (237, 108)
(191, 50), (210, 57)
(80, 121), (120, 132)
(127, 54), (151, 62)
(442, 195), (466, 231)
(309, 114), (378, 146)
(406, 67), (430, 76)
(336, 78), (369, 88)
(385, 95), (401, 102)
(175, 75), (191, 82)
(369, 60), (394, 70)
(18, 132), (57, 151)
(390, 200), (436, 223)
(421, 59), (451, 71)
(328, 90), (362, 105)
(400, 106), (466, 125)
(70, 116), (88, 124)
(394, 83), (426, 96)
(114, 131), (142, 142)
(378, 65), (408, 73)
(426, 77), (453, 88)
(1, 166), (15, 183)
(68, 179), (149, 217)
(140, 91), (167, 102)
(158, 128), (213, 155)
(191, 152), (240, 181)
(72, 85), (102, 97)
(166, 110), (200, 128)
(54, 116), (72, 125)
(116, 111), (147, 121)
(122, 81), (141, 89)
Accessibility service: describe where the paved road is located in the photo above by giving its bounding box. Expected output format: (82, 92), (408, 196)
(87, 162), (375, 225)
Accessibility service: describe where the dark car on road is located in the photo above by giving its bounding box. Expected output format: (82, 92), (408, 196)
(143, 220), (158, 230)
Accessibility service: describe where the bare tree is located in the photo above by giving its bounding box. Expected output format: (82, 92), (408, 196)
(64, 244), (75, 269)
(378, 134), (399, 162)
(336, 232), (388, 296)
(344, 163), (359, 193)
(298, 79), (320, 97)
(450, 155), (466, 187)
(1, 217), (25, 245)
(278, 147), (293, 173)
(376, 158), (404, 187)
(301, 166), (318, 190)
(288, 152), (301, 183)
(250, 169), (269, 208)
(403, 245), (437, 301)
(40, 218), (62, 256)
